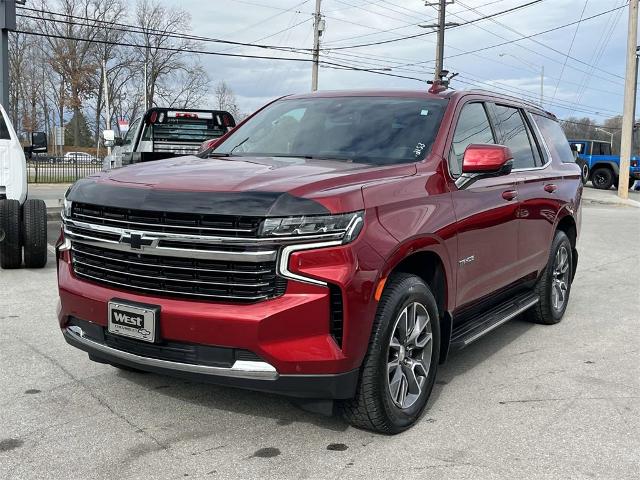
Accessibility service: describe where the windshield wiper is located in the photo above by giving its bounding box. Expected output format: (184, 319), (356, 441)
(230, 137), (250, 155)
(208, 152), (231, 157)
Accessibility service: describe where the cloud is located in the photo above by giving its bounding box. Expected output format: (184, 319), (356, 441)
(158, 0), (630, 120)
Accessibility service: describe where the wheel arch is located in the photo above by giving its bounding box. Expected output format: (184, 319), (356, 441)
(554, 212), (578, 282)
(589, 161), (619, 177)
(380, 246), (454, 365)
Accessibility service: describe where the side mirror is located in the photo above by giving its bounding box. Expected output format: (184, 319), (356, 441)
(462, 144), (513, 176)
(31, 131), (48, 153)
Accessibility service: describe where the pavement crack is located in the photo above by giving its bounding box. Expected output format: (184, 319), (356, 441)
(15, 338), (168, 452)
(499, 395), (640, 405)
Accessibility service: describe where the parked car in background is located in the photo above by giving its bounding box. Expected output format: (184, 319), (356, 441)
(104, 108), (236, 169)
(58, 89), (582, 434)
(568, 139), (640, 189)
(64, 152), (99, 165)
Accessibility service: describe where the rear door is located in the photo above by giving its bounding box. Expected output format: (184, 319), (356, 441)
(449, 101), (520, 309)
(491, 104), (560, 278)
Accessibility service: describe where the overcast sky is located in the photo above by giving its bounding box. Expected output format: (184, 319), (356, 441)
(164, 0), (633, 122)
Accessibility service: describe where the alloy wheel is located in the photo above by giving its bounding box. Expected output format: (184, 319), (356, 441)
(551, 245), (570, 312)
(387, 302), (433, 410)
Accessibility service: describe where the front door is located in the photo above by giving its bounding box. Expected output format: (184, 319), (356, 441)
(448, 102), (520, 310)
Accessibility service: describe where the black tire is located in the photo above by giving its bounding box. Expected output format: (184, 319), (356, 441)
(22, 199), (48, 269)
(591, 167), (614, 190)
(527, 230), (573, 325)
(576, 160), (589, 185)
(341, 273), (440, 434)
(0, 199), (23, 269)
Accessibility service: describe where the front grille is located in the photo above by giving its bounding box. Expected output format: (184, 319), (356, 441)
(71, 202), (262, 238)
(71, 243), (286, 303)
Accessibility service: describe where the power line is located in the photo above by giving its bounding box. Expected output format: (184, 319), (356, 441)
(12, 27), (427, 84)
(322, 0), (543, 50)
(455, 0), (625, 81)
(550, 0), (589, 100)
(16, 6), (313, 53)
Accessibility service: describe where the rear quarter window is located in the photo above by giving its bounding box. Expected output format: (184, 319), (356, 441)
(532, 114), (575, 163)
(0, 113), (11, 140)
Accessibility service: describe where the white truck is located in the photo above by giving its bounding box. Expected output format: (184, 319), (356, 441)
(0, 103), (48, 269)
(104, 107), (236, 169)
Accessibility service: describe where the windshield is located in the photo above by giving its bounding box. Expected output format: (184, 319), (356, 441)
(214, 97), (448, 165)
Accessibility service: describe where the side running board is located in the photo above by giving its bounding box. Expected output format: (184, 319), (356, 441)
(450, 292), (539, 351)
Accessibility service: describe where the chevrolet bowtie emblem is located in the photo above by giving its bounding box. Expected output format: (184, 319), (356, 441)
(120, 233), (155, 250)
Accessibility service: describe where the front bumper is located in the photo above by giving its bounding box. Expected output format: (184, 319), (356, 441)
(57, 229), (384, 398)
(62, 322), (358, 399)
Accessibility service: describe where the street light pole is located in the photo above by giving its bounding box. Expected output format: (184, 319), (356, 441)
(618, 0), (638, 200)
(594, 127), (614, 146)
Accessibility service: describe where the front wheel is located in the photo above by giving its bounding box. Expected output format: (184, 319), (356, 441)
(341, 273), (440, 434)
(528, 230), (573, 325)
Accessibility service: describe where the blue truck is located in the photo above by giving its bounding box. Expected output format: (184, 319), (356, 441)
(568, 139), (640, 190)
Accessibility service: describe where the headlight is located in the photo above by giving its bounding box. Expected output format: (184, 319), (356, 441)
(63, 197), (72, 218)
(260, 211), (364, 244)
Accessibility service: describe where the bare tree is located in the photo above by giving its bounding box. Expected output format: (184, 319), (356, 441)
(214, 81), (240, 118)
(134, 0), (208, 109)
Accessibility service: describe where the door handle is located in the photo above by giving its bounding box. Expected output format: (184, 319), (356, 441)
(502, 190), (518, 201)
(544, 184), (558, 193)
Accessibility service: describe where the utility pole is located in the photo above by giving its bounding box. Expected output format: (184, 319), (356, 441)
(311, 0), (323, 91)
(421, 1), (457, 91)
(102, 60), (111, 156)
(434, 0), (447, 83)
(0, 0), (17, 109)
(618, 0), (638, 200)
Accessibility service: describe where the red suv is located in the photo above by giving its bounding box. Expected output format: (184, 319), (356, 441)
(57, 90), (581, 433)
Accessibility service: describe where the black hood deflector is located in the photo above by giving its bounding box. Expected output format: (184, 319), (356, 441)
(67, 179), (330, 217)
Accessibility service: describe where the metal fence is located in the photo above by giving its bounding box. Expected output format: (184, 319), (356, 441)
(28, 155), (104, 184)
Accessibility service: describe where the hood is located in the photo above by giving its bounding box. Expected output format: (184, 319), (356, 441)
(67, 155), (415, 217)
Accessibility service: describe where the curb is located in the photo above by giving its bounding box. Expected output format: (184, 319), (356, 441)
(583, 197), (640, 209)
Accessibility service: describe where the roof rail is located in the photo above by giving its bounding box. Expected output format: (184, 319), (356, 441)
(464, 89), (552, 115)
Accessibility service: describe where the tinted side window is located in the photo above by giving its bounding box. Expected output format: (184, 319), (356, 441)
(0, 113), (11, 140)
(492, 105), (536, 169)
(449, 102), (495, 177)
(532, 114), (575, 163)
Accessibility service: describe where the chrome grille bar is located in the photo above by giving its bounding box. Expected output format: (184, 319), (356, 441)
(73, 270), (271, 301)
(71, 245), (273, 275)
(73, 259), (272, 288)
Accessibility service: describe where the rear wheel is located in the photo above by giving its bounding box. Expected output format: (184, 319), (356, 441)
(591, 167), (614, 190)
(341, 273), (440, 434)
(527, 230), (573, 325)
(22, 199), (48, 269)
(0, 199), (22, 269)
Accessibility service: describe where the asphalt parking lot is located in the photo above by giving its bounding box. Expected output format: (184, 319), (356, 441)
(1, 192), (639, 479)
